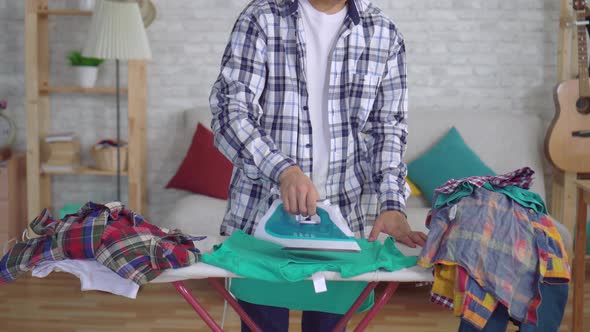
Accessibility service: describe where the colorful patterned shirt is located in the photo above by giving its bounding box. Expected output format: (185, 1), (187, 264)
(0, 202), (203, 285)
(434, 167), (535, 194)
(209, 0), (410, 237)
(418, 187), (570, 328)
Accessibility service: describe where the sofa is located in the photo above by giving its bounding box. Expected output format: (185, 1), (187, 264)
(164, 108), (572, 253)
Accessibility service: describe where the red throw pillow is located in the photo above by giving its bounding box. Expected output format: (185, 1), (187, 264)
(166, 123), (233, 200)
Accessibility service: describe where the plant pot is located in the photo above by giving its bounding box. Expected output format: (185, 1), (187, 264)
(79, 0), (96, 11)
(77, 66), (98, 88)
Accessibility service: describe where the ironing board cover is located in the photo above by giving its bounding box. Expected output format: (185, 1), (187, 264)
(201, 231), (418, 313)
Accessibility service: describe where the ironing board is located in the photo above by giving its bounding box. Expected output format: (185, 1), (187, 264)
(153, 264), (433, 332)
(28, 258), (432, 331)
(151, 258), (433, 332)
(24, 231), (432, 331)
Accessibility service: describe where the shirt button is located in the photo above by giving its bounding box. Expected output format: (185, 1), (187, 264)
(303, 106), (309, 111)
(529, 209), (535, 214)
(305, 144), (312, 148)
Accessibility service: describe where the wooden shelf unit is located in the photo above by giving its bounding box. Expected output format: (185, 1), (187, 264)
(0, 153), (28, 246)
(38, 10), (92, 16)
(41, 166), (130, 177)
(25, 0), (148, 219)
(40, 85), (128, 95)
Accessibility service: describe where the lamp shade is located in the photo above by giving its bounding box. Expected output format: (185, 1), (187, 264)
(83, 0), (152, 60)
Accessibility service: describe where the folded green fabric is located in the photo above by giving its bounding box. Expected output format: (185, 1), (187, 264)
(201, 230), (417, 313)
(201, 230), (418, 282)
(230, 279), (374, 314)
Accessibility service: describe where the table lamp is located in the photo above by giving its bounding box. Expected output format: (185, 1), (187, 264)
(83, 0), (152, 201)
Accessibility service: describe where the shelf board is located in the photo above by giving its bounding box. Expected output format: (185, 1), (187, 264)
(41, 166), (128, 177)
(40, 86), (128, 95)
(38, 10), (93, 16)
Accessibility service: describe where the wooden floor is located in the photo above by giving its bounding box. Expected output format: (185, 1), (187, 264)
(0, 271), (589, 332)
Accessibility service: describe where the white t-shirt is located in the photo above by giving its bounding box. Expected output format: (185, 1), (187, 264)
(299, 0), (347, 199)
(32, 260), (140, 299)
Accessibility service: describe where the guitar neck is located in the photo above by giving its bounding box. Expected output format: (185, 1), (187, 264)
(578, 10), (590, 96)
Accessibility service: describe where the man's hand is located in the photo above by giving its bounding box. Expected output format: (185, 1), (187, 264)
(368, 211), (427, 248)
(278, 166), (320, 216)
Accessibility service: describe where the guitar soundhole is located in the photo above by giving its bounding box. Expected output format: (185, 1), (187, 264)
(575, 97), (590, 114)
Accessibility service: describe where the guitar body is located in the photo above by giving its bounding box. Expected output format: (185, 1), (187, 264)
(546, 79), (590, 172)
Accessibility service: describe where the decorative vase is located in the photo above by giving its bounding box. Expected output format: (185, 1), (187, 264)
(79, 0), (96, 11)
(77, 66), (98, 88)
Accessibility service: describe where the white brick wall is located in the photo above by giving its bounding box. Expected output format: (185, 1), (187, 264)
(0, 0), (560, 225)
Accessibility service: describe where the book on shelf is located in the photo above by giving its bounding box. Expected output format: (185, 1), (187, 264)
(44, 132), (77, 143)
(48, 140), (80, 151)
(47, 151), (79, 159)
(41, 164), (80, 173)
(47, 147), (80, 156)
(42, 134), (81, 167)
(44, 158), (81, 167)
(44, 150), (81, 165)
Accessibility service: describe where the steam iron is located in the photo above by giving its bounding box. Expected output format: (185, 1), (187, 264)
(253, 199), (361, 252)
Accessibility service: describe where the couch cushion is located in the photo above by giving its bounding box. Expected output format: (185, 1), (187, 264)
(166, 123), (233, 200)
(405, 111), (546, 200)
(406, 178), (422, 196)
(183, 108), (213, 148)
(408, 127), (496, 205)
(165, 194), (228, 236)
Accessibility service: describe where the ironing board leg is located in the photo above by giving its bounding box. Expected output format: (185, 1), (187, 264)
(353, 282), (400, 332)
(208, 278), (262, 332)
(173, 281), (223, 332)
(331, 282), (379, 332)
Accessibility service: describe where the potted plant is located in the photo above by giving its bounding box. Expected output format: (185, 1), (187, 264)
(79, 0), (96, 11)
(67, 51), (104, 88)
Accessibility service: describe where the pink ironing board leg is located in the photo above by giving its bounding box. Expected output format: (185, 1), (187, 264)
(173, 279), (400, 332)
(332, 281), (379, 332)
(173, 281), (223, 332)
(353, 282), (400, 332)
(208, 278), (262, 332)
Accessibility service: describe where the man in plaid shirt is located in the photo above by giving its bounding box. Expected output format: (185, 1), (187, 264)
(210, 0), (426, 330)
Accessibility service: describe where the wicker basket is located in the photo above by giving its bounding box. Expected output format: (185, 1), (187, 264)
(91, 143), (128, 172)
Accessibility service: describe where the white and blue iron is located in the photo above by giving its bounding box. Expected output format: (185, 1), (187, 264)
(253, 199), (361, 252)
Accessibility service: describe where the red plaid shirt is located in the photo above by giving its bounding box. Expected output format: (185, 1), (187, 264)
(1, 202), (204, 285)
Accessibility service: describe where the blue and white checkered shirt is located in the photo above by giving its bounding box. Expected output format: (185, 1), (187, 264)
(209, 0), (410, 237)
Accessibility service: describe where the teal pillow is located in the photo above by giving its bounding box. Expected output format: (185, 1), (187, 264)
(407, 127), (495, 206)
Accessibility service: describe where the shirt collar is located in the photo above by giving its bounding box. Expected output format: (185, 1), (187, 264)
(280, 0), (366, 25)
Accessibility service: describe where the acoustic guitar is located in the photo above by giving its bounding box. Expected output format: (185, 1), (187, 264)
(546, 0), (590, 173)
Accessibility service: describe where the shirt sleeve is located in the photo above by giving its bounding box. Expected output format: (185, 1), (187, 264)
(209, 13), (296, 185)
(362, 31), (410, 214)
